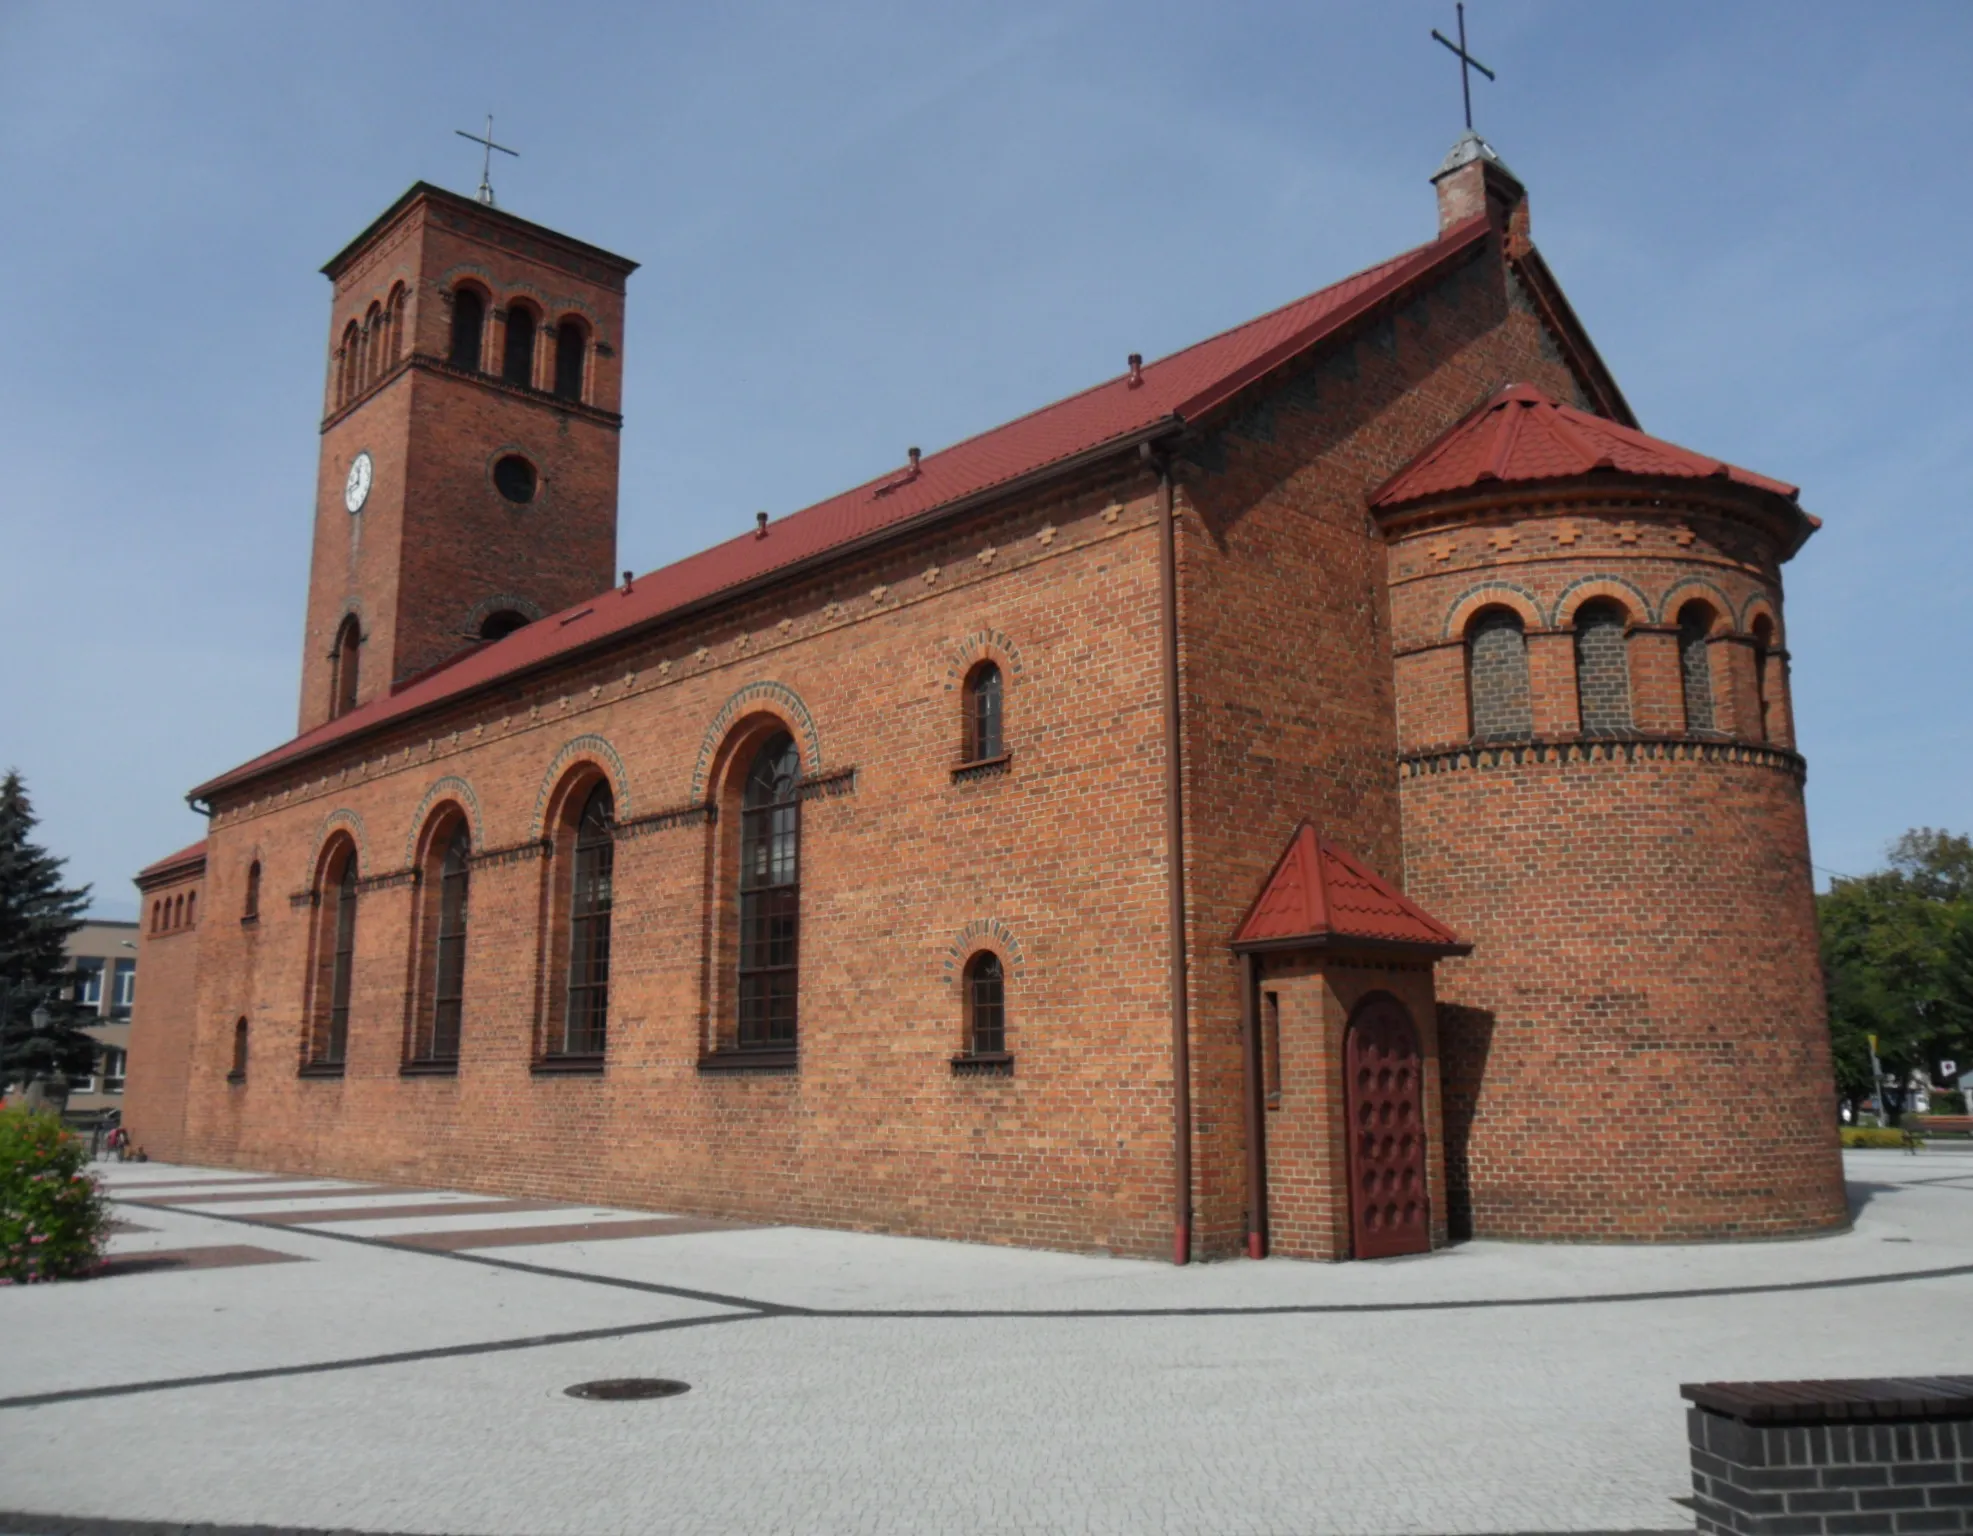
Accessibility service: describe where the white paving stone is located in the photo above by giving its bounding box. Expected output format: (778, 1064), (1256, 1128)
(0, 1150), (1965, 1534)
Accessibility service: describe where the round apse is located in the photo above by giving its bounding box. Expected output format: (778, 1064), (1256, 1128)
(564, 1378), (691, 1401)
(492, 454), (538, 504)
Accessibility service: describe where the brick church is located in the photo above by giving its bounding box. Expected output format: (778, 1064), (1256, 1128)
(125, 134), (1848, 1262)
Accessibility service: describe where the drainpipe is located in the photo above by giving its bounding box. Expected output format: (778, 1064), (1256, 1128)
(1145, 441), (1192, 1266)
(1241, 950), (1265, 1259)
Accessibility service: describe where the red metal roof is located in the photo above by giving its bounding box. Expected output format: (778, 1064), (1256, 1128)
(136, 839), (207, 882)
(190, 216), (1494, 802)
(1370, 382), (1800, 508)
(1231, 824), (1467, 954)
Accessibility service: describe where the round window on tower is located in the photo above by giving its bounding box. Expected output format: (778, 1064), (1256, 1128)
(492, 454), (538, 505)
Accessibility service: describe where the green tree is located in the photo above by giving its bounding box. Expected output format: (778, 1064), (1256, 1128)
(1819, 828), (1973, 1101)
(0, 771), (96, 1093)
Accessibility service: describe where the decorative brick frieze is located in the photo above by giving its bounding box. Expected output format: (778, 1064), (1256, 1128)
(1400, 735), (1807, 780)
(466, 838), (550, 870)
(613, 802), (715, 840)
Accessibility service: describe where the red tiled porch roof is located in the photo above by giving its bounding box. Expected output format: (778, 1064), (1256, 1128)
(1231, 824), (1468, 955)
(189, 216), (1496, 802)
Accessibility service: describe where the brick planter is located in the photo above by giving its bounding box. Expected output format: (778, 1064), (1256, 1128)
(1683, 1378), (1973, 1535)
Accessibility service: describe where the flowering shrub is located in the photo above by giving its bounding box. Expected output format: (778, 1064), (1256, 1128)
(0, 1106), (108, 1282)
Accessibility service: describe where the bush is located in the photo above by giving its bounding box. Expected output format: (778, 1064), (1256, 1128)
(0, 1106), (108, 1282)
(1840, 1127), (1909, 1149)
(1931, 1090), (1966, 1115)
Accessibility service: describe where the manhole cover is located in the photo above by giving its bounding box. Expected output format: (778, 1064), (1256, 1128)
(564, 1377), (691, 1401)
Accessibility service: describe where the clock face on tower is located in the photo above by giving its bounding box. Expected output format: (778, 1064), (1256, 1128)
(344, 451), (374, 514)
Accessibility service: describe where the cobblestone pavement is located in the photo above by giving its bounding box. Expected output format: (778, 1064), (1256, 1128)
(1, 1150), (1969, 1536)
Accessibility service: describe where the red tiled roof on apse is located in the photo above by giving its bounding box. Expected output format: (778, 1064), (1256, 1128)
(191, 216), (1497, 801)
(1371, 382), (1806, 509)
(137, 840), (207, 881)
(1231, 824), (1468, 954)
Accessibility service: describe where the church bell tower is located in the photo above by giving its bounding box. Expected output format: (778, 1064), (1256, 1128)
(301, 182), (637, 733)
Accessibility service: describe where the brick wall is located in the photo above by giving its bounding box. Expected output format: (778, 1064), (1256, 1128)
(124, 859), (206, 1162)
(1385, 489), (1846, 1240)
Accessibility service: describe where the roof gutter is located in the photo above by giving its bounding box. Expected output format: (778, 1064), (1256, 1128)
(188, 415), (1184, 806)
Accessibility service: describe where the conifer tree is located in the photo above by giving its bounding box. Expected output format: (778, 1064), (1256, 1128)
(0, 770), (96, 1089)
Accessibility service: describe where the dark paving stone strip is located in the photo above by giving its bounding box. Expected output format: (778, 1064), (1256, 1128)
(113, 1196), (809, 1315)
(115, 1194), (1973, 1322)
(0, 1310), (758, 1412)
(153, 1184), (407, 1207)
(252, 1197), (568, 1226)
(391, 1215), (756, 1250)
(102, 1219), (154, 1235)
(100, 1175), (304, 1193)
(92, 1246), (302, 1279)
(0, 1518), (1693, 1536)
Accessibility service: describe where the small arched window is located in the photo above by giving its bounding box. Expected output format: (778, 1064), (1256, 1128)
(337, 320), (361, 405)
(449, 286), (486, 371)
(502, 302), (538, 387)
(229, 1017), (249, 1082)
(1751, 615), (1775, 743)
(1676, 602), (1717, 734)
(1573, 599), (1632, 736)
(739, 732), (802, 1050)
(562, 782), (614, 1056)
(186, 891), (197, 926)
(385, 283), (408, 369)
(243, 860), (261, 922)
(331, 615), (362, 719)
(1466, 608), (1532, 742)
(964, 662), (1004, 762)
(362, 302), (383, 385)
(169, 895), (180, 929)
(553, 317), (586, 402)
(416, 822), (471, 1063)
(965, 952), (1006, 1057)
(149, 899), (160, 933)
(309, 842), (358, 1068)
(478, 609), (530, 642)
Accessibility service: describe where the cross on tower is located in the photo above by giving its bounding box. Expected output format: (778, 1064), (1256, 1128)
(454, 115), (519, 208)
(1431, 4), (1496, 132)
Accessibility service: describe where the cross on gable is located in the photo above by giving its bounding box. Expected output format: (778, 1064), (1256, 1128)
(454, 115), (519, 208)
(1431, 4), (1497, 132)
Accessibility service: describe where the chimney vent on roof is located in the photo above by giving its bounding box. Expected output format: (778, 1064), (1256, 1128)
(907, 447), (922, 476)
(621, 570), (634, 593)
(1127, 353), (1144, 387)
(755, 511), (769, 539)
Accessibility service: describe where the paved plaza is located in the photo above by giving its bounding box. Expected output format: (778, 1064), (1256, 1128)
(1, 1150), (1969, 1535)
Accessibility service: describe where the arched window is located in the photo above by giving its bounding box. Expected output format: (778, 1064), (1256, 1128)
(553, 316), (586, 402)
(739, 732), (802, 1049)
(168, 895), (180, 929)
(331, 615), (362, 719)
(229, 1017), (248, 1082)
(1751, 615), (1775, 743)
(1466, 608), (1532, 741)
(478, 609), (530, 642)
(337, 321), (360, 405)
(413, 821), (471, 1063)
(309, 842), (358, 1068)
(1677, 602), (1717, 734)
(186, 891), (197, 926)
(362, 302), (383, 386)
(1573, 599), (1632, 735)
(385, 283), (408, 369)
(965, 952), (1006, 1057)
(243, 860), (261, 922)
(963, 662), (1003, 762)
(502, 302), (538, 388)
(449, 285), (486, 371)
(562, 782), (614, 1056)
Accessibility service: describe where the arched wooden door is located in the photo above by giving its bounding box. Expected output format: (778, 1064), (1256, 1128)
(1344, 994), (1430, 1259)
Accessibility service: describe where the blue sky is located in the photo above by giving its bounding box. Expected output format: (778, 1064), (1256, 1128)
(1, 2), (1967, 917)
